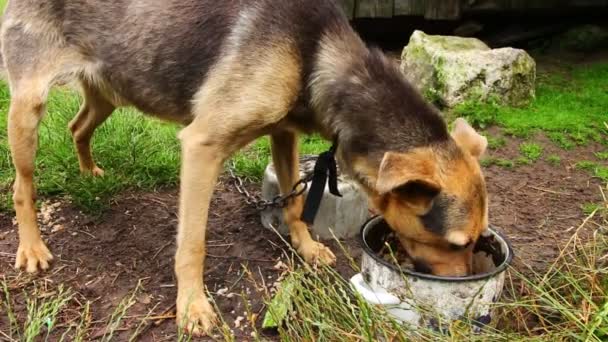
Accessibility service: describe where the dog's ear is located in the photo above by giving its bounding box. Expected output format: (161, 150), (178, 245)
(451, 118), (487, 158)
(376, 150), (441, 214)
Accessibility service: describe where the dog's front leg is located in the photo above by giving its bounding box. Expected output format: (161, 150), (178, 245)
(174, 125), (223, 336)
(271, 131), (336, 265)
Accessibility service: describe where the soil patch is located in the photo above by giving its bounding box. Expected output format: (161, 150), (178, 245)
(0, 180), (358, 341)
(483, 131), (605, 272)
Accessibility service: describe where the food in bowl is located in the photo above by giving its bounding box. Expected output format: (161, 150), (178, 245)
(377, 227), (505, 276)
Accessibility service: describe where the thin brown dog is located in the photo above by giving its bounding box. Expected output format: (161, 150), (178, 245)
(2, 0), (488, 336)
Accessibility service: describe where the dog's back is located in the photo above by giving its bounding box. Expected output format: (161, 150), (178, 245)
(1, 0), (347, 119)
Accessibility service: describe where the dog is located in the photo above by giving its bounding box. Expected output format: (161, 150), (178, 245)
(2, 0), (488, 336)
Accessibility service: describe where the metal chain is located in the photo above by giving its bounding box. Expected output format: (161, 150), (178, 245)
(228, 162), (312, 211)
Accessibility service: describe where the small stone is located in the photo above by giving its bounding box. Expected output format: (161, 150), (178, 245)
(137, 294), (152, 304)
(273, 260), (288, 271)
(51, 224), (64, 233)
(234, 316), (244, 328)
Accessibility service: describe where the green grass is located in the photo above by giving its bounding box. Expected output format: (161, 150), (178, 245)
(0, 278), (164, 342)
(515, 157), (533, 166)
(1, 280), (74, 342)
(230, 134), (329, 181)
(576, 161), (608, 182)
(547, 132), (576, 150)
(519, 142), (543, 162)
(581, 202), (604, 215)
(454, 62), (608, 145)
(547, 154), (562, 166)
(0, 83), (329, 213)
(486, 135), (507, 150)
(481, 157), (514, 168)
(595, 151), (608, 160)
(0, 86), (182, 212)
(576, 160), (598, 171)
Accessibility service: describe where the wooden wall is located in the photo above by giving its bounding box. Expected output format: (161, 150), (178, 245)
(340, 0), (608, 19)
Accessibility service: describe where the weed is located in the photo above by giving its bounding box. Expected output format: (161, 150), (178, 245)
(548, 132), (575, 150)
(102, 281), (143, 342)
(481, 157), (514, 168)
(487, 135), (507, 150)
(0, 280), (74, 342)
(23, 286), (73, 342)
(577, 160), (598, 171)
(423, 87), (443, 108)
(453, 96), (500, 129)
(576, 162), (608, 183)
(516, 157), (532, 166)
(519, 142), (543, 161)
(596, 166), (608, 182)
(73, 301), (91, 342)
(547, 155), (561, 166)
(595, 151), (608, 160)
(581, 202), (603, 215)
(1, 279), (19, 339)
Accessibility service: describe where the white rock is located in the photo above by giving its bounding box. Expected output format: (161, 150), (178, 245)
(260, 155), (369, 239)
(401, 30), (536, 108)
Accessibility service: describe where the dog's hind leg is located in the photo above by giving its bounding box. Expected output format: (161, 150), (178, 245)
(68, 81), (114, 176)
(270, 131), (336, 265)
(2, 20), (74, 272)
(7, 78), (54, 273)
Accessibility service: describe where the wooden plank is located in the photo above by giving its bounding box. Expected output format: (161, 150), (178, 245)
(424, 0), (461, 19)
(340, 0), (356, 19)
(355, 0), (394, 18)
(465, 0), (608, 11)
(563, 0), (608, 7)
(394, 0), (426, 16)
(463, 0), (506, 11)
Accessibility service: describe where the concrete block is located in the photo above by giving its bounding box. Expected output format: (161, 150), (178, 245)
(260, 155), (369, 239)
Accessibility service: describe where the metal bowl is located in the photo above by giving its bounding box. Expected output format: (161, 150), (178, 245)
(350, 216), (514, 331)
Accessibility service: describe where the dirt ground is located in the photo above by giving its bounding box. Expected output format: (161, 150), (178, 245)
(0, 133), (606, 341)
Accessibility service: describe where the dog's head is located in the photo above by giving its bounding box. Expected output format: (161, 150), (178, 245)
(368, 118), (488, 277)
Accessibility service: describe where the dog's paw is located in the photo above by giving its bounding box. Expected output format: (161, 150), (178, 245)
(298, 241), (336, 266)
(81, 165), (105, 177)
(15, 240), (53, 273)
(176, 294), (217, 337)
(91, 166), (105, 177)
